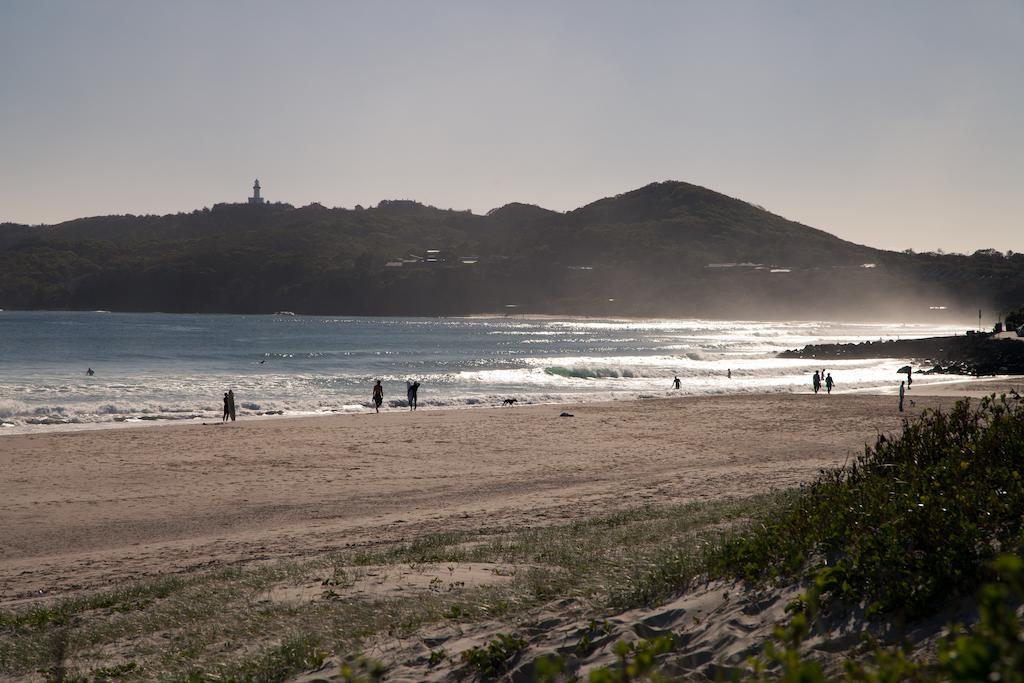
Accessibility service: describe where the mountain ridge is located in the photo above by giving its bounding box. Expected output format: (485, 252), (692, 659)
(1, 180), (1020, 320)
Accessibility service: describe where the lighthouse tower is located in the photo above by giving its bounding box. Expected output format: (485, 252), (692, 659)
(248, 179), (265, 205)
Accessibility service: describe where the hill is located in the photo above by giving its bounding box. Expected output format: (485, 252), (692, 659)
(1, 181), (1021, 318)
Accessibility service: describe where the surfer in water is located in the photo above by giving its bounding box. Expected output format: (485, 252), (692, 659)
(86, 368), (95, 376)
(672, 376), (681, 390)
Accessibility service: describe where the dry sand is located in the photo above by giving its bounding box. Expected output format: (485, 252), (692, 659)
(1, 388), (1000, 608)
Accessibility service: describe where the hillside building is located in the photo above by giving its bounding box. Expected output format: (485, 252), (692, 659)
(248, 179), (265, 205)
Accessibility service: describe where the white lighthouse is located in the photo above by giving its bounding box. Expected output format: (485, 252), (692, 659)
(248, 179), (265, 205)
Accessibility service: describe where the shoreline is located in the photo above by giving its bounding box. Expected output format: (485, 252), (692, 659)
(3, 374), (1018, 438)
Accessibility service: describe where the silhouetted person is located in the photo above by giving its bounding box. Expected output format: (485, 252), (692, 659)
(228, 389), (236, 421)
(672, 376), (681, 390)
(223, 392), (230, 422)
(825, 373), (834, 394)
(372, 380), (383, 413)
(86, 368), (95, 376)
(407, 380), (420, 410)
(727, 368), (731, 379)
(812, 370), (821, 394)
(907, 367), (912, 388)
(899, 381), (905, 412)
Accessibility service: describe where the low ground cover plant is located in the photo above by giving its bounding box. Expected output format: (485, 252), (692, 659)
(737, 553), (1024, 682)
(713, 393), (1024, 618)
(460, 633), (527, 678)
(0, 495), (760, 680)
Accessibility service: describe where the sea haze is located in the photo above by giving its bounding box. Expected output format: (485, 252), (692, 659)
(0, 311), (966, 433)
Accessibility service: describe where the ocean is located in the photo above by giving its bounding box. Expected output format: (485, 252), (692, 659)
(0, 311), (967, 433)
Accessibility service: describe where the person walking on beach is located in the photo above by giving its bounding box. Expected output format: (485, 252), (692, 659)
(222, 392), (230, 422)
(372, 380), (384, 413)
(727, 368), (731, 379)
(825, 373), (834, 394)
(407, 380), (420, 411)
(228, 389), (236, 421)
(907, 367), (913, 388)
(812, 370), (821, 394)
(899, 380), (906, 412)
(672, 376), (681, 390)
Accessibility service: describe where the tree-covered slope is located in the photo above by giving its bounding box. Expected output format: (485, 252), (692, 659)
(0, 181), (1019, 318)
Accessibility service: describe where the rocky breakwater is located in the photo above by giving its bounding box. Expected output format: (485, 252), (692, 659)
(779, 333), (1024, 376)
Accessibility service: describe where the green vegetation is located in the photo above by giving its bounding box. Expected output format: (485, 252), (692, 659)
(182, 635), (328, 683)
(0, 574), (188, 632)
(723, 553), (1024, 682)
(588, 637), (676, 683)
(460, 633), (527, 678)
(0, 495), (765, 681)
(570, 559), (1024, 682)
(2, 181), (1017, 317)
(937, 554), (1024, 682)
(713, 393), (1024, 618)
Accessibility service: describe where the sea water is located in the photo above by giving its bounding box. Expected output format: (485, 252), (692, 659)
(0, 311), (967, 433)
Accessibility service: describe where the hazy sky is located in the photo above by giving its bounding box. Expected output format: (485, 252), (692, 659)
(2, 1), (1022, 253)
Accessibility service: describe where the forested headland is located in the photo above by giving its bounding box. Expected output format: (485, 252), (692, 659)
(2, 181), (1021, 320)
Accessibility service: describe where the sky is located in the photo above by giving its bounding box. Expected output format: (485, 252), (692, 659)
(1, 1), (1022, 254)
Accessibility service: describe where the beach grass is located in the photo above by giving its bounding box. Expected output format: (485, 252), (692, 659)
(0, 494), (777, 681)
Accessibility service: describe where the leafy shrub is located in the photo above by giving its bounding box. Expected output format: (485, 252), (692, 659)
(713, 394), (1024, 617)
(741, 554), (1024, 681)
(587, 637), (675, 683)
(336, 656), (385, 683)
(460, 633), (527, 678)
(937, 554), (1024, 681)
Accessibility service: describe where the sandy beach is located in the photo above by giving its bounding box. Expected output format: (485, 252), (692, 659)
(4, 386), (1009, 608)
